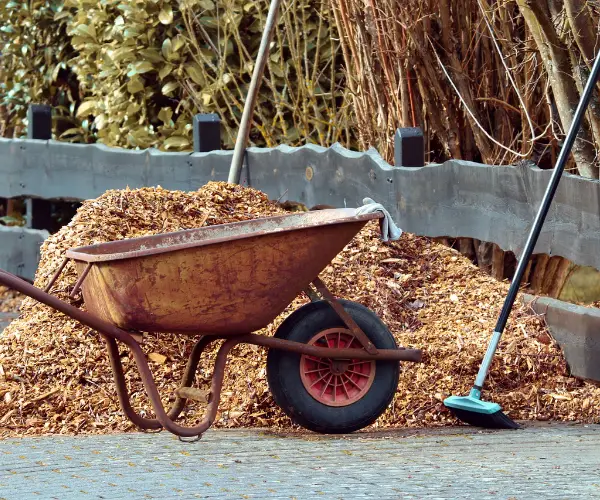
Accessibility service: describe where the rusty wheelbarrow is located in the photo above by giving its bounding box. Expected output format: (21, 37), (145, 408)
(0, 208), (422, 439)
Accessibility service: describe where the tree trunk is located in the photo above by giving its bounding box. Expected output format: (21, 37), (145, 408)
(529, 254), (550, 293)
(491, 244), (505, 281)
(475, 240), (494, 273)
(563, 0), (598, 64)
(541, 256), (562, 296)
(548, 257), (574, 298)
(517, 0), (599, 178)
(523, 259), (533, 287)
(459, 237), (477, 262)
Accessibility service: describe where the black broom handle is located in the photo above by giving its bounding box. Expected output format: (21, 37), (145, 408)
(494, 53), (600, 334)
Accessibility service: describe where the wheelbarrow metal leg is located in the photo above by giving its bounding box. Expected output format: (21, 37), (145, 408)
(168, 336), (217, 421)
(103, 336), (162, 431)
(104, 333), (228, 436)
(303, 285), (321, 303)
(124, 336), (239, 438)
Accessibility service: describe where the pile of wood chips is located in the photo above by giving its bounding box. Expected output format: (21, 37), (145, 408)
(0, 287), (23, 314)
(1, 182), (599, 437)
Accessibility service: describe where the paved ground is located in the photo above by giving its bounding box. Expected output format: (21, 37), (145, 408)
(0, 423), (598, 499)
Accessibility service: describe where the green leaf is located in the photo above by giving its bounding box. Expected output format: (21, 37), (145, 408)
(127, 61), (154, 77)
(123, 27), (143, 38)
(161, 38), (173, 59)
(185, 63), (205, 85)
(53, 10), (71, 21)
(112, 46), (135, 62)
(126, 102), (141, 116)
(198, 16), (219, 29)
(158, 64), (173, 79)
(172, 35), (185, 52)
(199, 0), (215, 9)
(163, 136), (190, 149)
(138, 48), (163, 63)
(75, 24), (96, 40)
(76, 100), (96, 118)
(94, 114), (107, 130)
(59, 128), (83, 138)
(159, 5), (173, 24)
(0, 216), (25, 227)
(127, 77), (145, 94)
(161, 81), (179, 95)
(158, 107), (173, 124)
(177, 0), (193, 10)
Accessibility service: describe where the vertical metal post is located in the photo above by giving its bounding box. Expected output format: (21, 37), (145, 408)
(193, 113), (221, 153)
(394, 127), (424, 167)
(27, 104), (52, 141)
(26, 104), (53, 230)
(228, 0), (283, 184)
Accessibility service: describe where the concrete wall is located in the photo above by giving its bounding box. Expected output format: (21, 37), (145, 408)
(523, 294), (600, 382)
(3, 138), (600, 271)
(3, 137), (600, 274)
(0, 225), (48, 279)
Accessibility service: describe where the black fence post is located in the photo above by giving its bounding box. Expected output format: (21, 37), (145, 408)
(193, 113), (221, 152)
(27, 104), (52, 141)
(26, 104), (53, 230)
(394, 127), (424, 168)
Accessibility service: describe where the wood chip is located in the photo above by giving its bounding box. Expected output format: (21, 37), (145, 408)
(148, 353), (167, 365)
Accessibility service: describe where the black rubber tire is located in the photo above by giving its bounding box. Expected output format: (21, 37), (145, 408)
(266, 300), (399, 434)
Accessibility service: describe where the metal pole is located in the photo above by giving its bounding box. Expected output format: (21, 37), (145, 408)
(228, 0), (283, 184)
(493, 50), (600, 336)
(471, 49), (600, 392)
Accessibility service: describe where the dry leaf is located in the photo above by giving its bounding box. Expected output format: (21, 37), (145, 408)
(148, 353), (167, 364)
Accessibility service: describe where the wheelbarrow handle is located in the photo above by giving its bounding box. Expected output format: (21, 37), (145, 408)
(0, 267), (224, 438)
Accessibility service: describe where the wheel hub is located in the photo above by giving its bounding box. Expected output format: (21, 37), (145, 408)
(331, 360), (349, 374)
(300, 328), (376, 407)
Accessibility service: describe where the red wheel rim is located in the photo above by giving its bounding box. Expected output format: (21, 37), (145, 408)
(300, 328), (376, 407)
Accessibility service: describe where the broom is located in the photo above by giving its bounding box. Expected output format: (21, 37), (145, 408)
(444, 49), (600, 429)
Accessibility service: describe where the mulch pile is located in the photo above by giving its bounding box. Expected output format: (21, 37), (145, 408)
(0, 287), (23, 314)
(1, 182), (599, 437)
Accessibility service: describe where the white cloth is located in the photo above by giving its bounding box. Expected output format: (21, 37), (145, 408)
(355, 197), (402, 242)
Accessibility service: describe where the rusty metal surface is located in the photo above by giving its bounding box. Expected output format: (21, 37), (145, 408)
(43, 257), (68, 293)
(0, 269), (230, 438)
(312, 277), (378, 354)
(69, 262), (91, 299)
(240, 333), (422, 362)
(66, 209), (380, 262)
(68, 210), (379, 335)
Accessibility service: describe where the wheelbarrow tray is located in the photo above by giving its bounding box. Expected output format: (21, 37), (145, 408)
(65, 208), (380, 335)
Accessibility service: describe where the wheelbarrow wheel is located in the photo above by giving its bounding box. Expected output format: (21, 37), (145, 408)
(266, 300), (399, 434)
